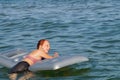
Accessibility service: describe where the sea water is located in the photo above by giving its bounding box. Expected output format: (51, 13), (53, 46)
(0, 0), (120, 80)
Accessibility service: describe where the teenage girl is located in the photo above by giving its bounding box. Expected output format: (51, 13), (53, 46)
(9, 39), (59, 80)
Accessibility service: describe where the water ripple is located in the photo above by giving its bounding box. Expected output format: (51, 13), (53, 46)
(0, 0), (120, 80)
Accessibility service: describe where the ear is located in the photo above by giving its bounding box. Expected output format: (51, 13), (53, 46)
(40, 45), (45, 49)
(39, 45), (42, 48)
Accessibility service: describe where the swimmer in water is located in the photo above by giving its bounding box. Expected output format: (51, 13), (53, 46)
(8, 39), (59, 80)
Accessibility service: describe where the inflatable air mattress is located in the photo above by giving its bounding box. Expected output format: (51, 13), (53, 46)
(0, 49), (89, 72)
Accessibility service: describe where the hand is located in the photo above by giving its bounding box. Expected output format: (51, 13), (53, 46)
(53, 52), (59, 58)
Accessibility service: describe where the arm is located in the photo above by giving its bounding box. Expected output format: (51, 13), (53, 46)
(40, 51), (58, 59)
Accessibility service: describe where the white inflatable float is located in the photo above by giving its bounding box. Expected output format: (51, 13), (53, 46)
(0, 49), (89, 72)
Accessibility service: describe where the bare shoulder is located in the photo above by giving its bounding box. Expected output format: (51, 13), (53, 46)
(29, 49), (39, 55)
(32, 49), (45, 54)
(31, 49), (38, 53)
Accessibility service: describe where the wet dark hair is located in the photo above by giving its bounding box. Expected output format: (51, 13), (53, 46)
(37, 39), (46, 49)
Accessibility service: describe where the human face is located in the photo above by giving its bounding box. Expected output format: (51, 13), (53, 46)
(42, 40), (50, 53)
